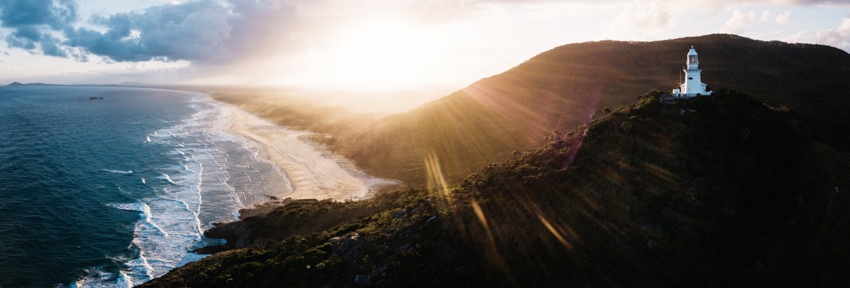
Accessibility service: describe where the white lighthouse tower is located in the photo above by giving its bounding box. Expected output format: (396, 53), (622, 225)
(673, 46), (712, 98)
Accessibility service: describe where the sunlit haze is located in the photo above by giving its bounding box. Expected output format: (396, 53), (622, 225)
(1, 0), (850, 92)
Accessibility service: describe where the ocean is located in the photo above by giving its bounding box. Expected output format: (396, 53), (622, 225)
(0, 86), (292, 287)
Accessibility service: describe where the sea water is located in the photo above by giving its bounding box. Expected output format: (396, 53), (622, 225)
(0, 86), (291, 287)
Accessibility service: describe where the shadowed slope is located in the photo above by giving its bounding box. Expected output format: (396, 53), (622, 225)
(141, 90), (850, 287)
(446, 90), (850, 287)
(340, 34), (850, 187)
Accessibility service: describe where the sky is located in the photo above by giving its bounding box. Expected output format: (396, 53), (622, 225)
(0, 0), (849, 90)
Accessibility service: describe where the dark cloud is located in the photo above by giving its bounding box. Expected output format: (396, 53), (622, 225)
(0, 0), (299, 63)
(1, 0), (849, 64)
(0, 0), (77, 56)
(0, 0), (570, 64)
(65, 0), (233, 62)
(0, 0), (76, 29)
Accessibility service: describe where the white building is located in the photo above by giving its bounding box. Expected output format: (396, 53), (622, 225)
(672, 46), (712, 98)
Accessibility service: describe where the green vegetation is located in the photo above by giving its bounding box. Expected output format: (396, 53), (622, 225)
(158, 34), (850, 287)
(142, 90), (850, 287)
(140, 188), (475, 287)
(211, 34), (850, 189)
(453, 90), (850, 286)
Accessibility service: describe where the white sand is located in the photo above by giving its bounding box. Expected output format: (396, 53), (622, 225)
(214, 98), (398, 201)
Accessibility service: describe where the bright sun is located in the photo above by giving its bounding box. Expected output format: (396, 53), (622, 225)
(280, 18), (451, 91)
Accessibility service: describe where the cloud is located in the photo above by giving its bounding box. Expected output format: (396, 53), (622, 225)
(608, 0), (673, 40)
(65, 0), (233, 62)
(758, 9), (791, 25)
(0, 0), (842, 68)
(815, 15), (850, 50)
(0, 0), (76, 29)
(0, 0), (78, 56)
(720, 9), (755, 34)
(0, 0), (668, 65)
(2, 0), (488, 65)
(0, 0), (303, 63)
(760, 10), (771, 22)
(775, 10), (791, 24)
(700, 0), (850, 5)
(786, 0), (850, 4)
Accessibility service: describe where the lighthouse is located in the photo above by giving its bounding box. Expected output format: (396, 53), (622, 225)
(673, 46), (712, 98)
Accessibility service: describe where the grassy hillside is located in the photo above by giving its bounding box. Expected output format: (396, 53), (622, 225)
(453, 90), (850, 286)
(337, 34), (850, 187)
(141, 90), (850, 287)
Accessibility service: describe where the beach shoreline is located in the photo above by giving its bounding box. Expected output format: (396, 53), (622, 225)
(209, 95), (399, 204)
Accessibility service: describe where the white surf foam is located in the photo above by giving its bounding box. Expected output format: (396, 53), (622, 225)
(71, 265), (134, 288)
(91, 92), (289, 287)
(102, 169), (133, 175)
(159, 173), (177, 185)
(105, 202), (138, 212)
(84, 91), (383, 287)
(139, 202), (168, 237)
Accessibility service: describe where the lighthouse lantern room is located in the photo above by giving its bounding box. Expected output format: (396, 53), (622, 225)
(672, 46), (712, 98)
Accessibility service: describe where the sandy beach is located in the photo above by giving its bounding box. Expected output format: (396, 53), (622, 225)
(215, 98), (397, 201)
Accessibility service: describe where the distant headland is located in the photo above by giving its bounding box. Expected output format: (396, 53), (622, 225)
(6, 82), (57, 87)
(6, 82), (151, 87)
